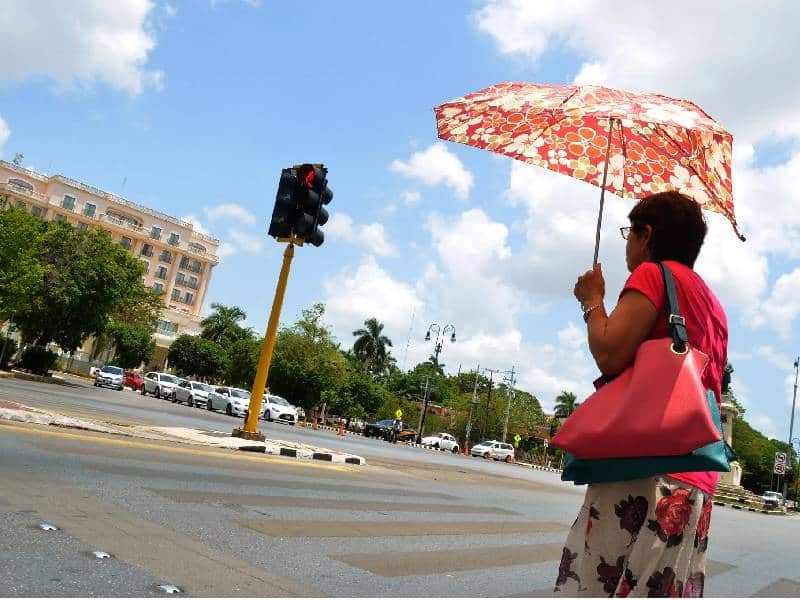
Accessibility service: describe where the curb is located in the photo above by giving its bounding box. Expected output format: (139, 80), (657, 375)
(712, 500), (785, 515)
(0, 371), (73, 386)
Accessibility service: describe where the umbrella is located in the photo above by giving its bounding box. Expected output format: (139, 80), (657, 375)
(435, 82), (744, 264)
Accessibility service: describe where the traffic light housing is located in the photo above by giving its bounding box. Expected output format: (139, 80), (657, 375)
(267, 164), (333, 247)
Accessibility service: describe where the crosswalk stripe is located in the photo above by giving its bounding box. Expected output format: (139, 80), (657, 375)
(331, 543), (564, 576)
(751, 578), (800, 597)
(237, 519), (568, 537)
(150, 489), (518, 514)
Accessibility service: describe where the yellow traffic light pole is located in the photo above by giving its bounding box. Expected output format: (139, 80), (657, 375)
(232, 235), (302, 441)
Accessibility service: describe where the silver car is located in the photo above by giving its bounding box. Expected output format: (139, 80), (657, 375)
(172, 379), (213, 408)
(208, 386), (252, 417)
(141, 372), (180, 399)
(94, 365), (124, 391)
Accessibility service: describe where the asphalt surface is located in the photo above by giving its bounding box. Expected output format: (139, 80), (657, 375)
(2, 376), (800, 597)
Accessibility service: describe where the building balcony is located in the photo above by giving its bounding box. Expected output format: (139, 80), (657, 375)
(99, 213), (143, 233)
(0, 181), (50, 203)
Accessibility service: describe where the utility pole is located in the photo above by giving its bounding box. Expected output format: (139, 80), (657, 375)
(481, 367), (503, 438)
(464, 363), (480, 449)
(502, 365), (516, 443)
(416, 375), (431, 441)
(783, 358), (799, 500)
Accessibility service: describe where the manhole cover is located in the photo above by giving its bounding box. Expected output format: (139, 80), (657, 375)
(92, 550), (111, 559)
(157, 584), (183, 594)
(38, 523), (58, 531)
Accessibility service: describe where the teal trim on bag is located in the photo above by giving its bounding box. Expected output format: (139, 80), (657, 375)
(562, 391), (737, 485)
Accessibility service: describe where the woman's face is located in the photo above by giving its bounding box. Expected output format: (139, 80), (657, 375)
(625, 224), (652, 272)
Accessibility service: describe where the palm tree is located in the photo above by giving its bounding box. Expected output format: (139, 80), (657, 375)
(553, 391), (579, 418)
(423, 353), (445, 376)
(352, 317), (393, 374)
(200, 303), (250, 346)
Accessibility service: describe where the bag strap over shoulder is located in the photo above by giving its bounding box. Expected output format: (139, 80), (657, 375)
(657, 262), (688, 353)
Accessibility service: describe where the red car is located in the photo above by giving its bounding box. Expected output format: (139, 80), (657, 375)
(124, 370), (143, 391)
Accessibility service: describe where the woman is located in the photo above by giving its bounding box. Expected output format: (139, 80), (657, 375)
(555, 191), (727, 597)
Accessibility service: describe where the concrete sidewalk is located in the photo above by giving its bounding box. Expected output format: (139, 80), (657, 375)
(0, 399), (366, 466)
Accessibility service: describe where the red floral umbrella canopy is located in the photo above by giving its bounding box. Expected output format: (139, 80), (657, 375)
(435, 82), (742, 239)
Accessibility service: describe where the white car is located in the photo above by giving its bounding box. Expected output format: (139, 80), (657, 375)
(262, 394), (298, 425)
(421, 432), (460, 453)
(761, 491), (784, 507)
(208, 386), (252, 417)
(141, 372), (180, 399)
(94, 365), (124, 391)
(470, 440), (515, 463)
(172, 379), (213, 408)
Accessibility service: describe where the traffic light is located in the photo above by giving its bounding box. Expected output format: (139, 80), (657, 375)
(295, 164), (332, 247)
(267, 164), (333, 247)
(267, 168), (299, 239)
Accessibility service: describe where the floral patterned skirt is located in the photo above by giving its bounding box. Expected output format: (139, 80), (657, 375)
(554, 476), (712, 597)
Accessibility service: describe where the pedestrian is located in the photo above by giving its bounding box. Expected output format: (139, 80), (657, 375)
(391, 417), (402, 444)
(555, 191), (727, 597)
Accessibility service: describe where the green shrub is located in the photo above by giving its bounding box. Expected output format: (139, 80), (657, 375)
(19, 346), (58, 376)
(0, 335), (18, 369)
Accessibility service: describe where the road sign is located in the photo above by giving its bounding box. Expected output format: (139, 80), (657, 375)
(775, 463), (786, 475)
(513, 434), (521, 448)
(543, 440), (549, 448)
(775, 452), (788, 465)
(395, 409), (403, 419)
(471, 395), (480, 405)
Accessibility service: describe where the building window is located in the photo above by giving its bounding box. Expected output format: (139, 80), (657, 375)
(184, 292), (194, 305)
(8, 178), (33, 192)
(159, 249), (172, 263)
(120, 236), (132, 250)
(76, 222), (89, 231)
(150, 226), (162, 240)
(188, 242), (206, 254)
(31, 206), (43, 217)
(171, 289), (181, 301)
(15, 201), (25, 209)
(179, 257), (190, 269)
(168, 232), (180, 247)
(155, 266), (168, 280)
(190, 260), (202, 273)
(188, 276), (198, 290)
(140, 243), (154, 257)
(175, 272), (186, 285)
(156, 320), (178, 337)
(141, 260), (149, 274)
(83, 203), (96, 217)
(152, 282), (164, 293)
(61, 195), (76, 211)
(54, 214), (67, 223)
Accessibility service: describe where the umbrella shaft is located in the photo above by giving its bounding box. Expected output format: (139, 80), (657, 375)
(593, 118), (616, 266)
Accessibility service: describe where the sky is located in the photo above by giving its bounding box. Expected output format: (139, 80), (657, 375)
(1, 0), (799, 441)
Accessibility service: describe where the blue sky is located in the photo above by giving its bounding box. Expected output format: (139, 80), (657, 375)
(1, 1), (799, 444)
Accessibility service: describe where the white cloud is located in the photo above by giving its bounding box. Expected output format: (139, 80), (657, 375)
(403, 190), (421, 205)
(0, 116), (9, 153)
(180, 214), (210, 236)
(752, 268), (800, 338)
(749, 414), (779, 441)
(0, 0), (162, 95)
(228, 228), (264, 253)
(326, 212), (397, 257)
(391, 142), (474, 200)
(216, 241), (237, 259)
(757, 346), (795, 372)
(323, 256), (423, 341)
(203, 203), (256, 225)
(473, 1), (800, 144)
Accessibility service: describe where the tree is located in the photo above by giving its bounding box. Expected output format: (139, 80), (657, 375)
(167, 335), (228, 381)
(554, 391), (579, 417)
(225, 337), (262, 389)
(16, 223), (146, 351)
(0, 206), (48, 322)
(200, 303), (252, 348)
(108, 322), (156, 369)
(352, 317), (393, 375)
(423, 353), (445, 376)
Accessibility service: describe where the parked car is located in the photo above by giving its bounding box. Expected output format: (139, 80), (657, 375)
(761, 491), (784, 508)
(124, 370), (143, 391)
(172, 379), (213, 408)
(470, 440), (515, 462)
(363, 419), (416, 442)
(262, 394), (298, 425)
(141, 372), (180, 399)
(94, 365), (124, 391)
(208, 386), (252, 417)
(421, 432), (460, 453)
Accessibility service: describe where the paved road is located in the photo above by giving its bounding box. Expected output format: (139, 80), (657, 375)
(2, 377), (800, 597)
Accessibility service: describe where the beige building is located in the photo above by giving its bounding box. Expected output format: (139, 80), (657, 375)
(0, 160), (220, 367)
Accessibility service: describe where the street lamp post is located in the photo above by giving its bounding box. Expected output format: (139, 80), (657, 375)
(501, 366), (516, 443)
(464, 363), (480, 451)
(416, 323), (455, 444)
(783, 358), (799, 500)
